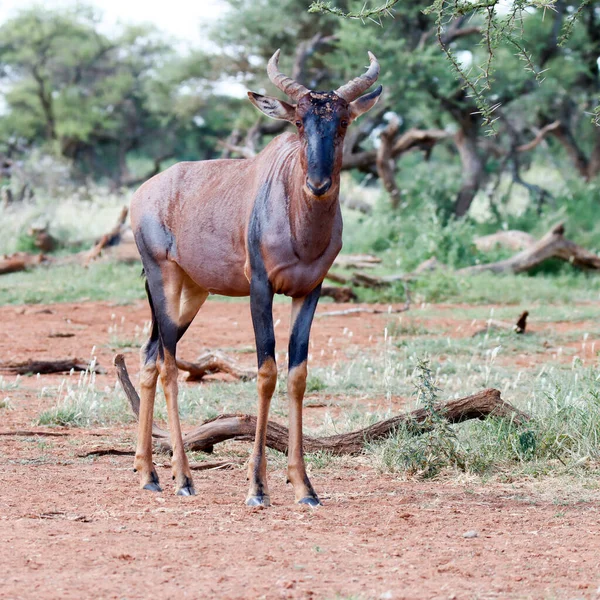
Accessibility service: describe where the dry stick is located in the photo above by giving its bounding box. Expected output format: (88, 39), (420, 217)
(114, 355), (528, 455)
(319, 280), (411, 317)
(162, 460), (242, 471)
(474, 230), (536, 252)
(320, 286), (358, 303)
(0, 358), (105, 375)
(333, 254), (381, 269)
(459, 222), (600, 275)
(0, 252), (46, 275)
(176, 351), (256, 382)
(317, 305), (409, 318)
(0, 430), (70, 437)
(78, 446), (240, 470)
(472, 310), (529, 337)
(84, 206), (129, 266)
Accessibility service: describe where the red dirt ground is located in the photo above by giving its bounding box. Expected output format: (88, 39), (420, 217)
(1, 300), (599, 599)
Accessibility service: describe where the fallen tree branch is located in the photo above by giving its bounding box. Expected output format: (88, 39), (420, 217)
(84, 206), (129, 266)
(77, 445), (241, 470)
(320, 285), (358, 303)
(0, 252), (46, 275)
(317, 305), (409, 317)
(333, 254), (381, 269)
(0, 358), (105, 375)
(460, 222), (600, 275)
(115, 355), (527, 455)
(475, 230), (536, 252)
(176, 351), (256, 382)
(0, 430), (70, 437)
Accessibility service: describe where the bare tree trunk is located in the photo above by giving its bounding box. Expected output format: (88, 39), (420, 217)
(376, 117), (401, 209)
(553, 123), (590, 179)
(454, 127), (485, 217)
(587, 128), (600, 180)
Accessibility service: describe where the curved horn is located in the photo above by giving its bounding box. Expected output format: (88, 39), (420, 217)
(335, 51), (380, 102)
(267, 49), (309, 102)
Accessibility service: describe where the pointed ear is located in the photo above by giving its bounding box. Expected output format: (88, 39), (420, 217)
(247, 92), (296, 122)
(349, 85), (383, 121)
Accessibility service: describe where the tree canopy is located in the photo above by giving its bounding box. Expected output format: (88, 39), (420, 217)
(0, 1), (598, 216)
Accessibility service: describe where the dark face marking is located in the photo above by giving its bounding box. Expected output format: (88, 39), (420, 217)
(296, 92), (349, 197)
(248, 182), (276, 368)
(288, 284), (321, 369)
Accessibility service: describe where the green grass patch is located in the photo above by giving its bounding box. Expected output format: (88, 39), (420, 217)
(0, 261), (146, 305)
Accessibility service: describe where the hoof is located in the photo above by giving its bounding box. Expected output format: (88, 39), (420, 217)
(143, 482), (163, 492)
(246, 495), (270, 508)
(176, 485), (196, 497)
(298, 496), (321, 508)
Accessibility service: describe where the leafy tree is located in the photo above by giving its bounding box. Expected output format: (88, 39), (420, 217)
(0, 5), (242, 184)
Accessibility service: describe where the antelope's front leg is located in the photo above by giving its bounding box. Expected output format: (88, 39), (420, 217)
(287, 284), (322, 506)
(247, 276), (277, 507)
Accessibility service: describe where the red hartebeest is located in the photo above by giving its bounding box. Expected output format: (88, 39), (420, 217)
(130, 50), (382, 507)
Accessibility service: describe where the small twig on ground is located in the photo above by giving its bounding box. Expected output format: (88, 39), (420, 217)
(317, 305), (409, 318)
(0, 358), (105, 375)
(472, 310), (529, 336)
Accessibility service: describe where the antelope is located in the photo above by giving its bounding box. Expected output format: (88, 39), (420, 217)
(130, 50), (382, 507)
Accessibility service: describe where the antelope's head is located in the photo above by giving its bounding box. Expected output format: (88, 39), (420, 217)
(248, 50), (382, 198)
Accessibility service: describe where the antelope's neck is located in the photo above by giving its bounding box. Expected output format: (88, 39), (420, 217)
(286, 151), (341, 262)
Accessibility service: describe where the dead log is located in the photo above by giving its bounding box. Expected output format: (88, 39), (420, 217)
(320, 286), (358, 303)
(351, 272), (387, 289)
(0, 358), (105, 375)
(0, 252), (46, 275)
(460, 223), (600, 275)
(324, 271), (350, 285)
(84, 206), (129, 266)
(333, 254), (381, 269)
(176, 351), (256, 382)
(115, 354), (528, 455)
(475, 230), (536, 253)
(339, 194), (372, 214)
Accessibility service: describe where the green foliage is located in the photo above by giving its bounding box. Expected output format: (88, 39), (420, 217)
(0, 262), (145, 305)
(402, 359), (465, 478)
(37, 357), (130, 427)
(0, 5), (241, 182)
(313, 0), (595, 132)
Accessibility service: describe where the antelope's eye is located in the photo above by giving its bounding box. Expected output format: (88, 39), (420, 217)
(341, 119), (349, 128)
(295, 120), (302, 128)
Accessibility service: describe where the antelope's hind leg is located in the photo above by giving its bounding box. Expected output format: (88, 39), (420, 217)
(136, 249), (207, 495)
(287, 285), (322, 506)
(134, 291), (162, 492)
